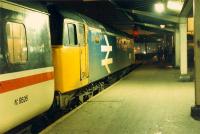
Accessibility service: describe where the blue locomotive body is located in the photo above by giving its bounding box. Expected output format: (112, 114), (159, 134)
(88, 28), (134, 82)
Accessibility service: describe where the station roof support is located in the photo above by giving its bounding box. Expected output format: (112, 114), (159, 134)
(108, 0), (134, 21)
(180, 0), (193, 17)
(134, 22), (175, 32)
(119, 8), (187, 24)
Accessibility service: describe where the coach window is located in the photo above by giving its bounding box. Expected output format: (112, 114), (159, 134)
(78, 24), (85, 45)
(68, 23), (78, 45)
(6, 22), (28, 64)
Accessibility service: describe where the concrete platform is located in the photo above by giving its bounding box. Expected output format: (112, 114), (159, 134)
(41, 65), (200, 134)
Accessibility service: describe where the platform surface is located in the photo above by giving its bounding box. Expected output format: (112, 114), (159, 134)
(41, 65), (200, 134)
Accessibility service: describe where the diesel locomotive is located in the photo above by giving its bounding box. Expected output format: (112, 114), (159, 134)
(0, 1), (135, 133)
(49, 5), (135, 109)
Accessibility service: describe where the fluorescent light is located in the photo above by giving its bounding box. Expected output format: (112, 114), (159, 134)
(167, 1), (183, 11)
(154, 2), (165, 13)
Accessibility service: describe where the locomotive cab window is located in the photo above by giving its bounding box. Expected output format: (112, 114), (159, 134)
(67, 23), (78, 45)
(78, 24), (85, 45)
(6, 22), (27, 64)
(63, 23), (69, 45)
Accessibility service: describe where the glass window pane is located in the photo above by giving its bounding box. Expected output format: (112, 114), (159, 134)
(6, 23), (11, 37)
(20, 25), (27, 62)
(6, 22), (14, 63)
(63, 23), (69, 45)
(12, 23), (21, 38)
(78, 24), (85, 45)
(6, 22), (27, 64)
(13, 38), (21, 63)
(68, 23), (77, 45)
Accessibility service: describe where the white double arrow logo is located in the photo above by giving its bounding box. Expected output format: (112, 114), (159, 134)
(101, 35), (113, 74)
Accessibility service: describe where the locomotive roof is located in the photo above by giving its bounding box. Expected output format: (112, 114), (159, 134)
(59, 10), (132, 39)
(59, 10), (105, 31)
(60, 10), (85, 23)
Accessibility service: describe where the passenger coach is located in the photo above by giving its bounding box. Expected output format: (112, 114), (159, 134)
(0, 1), (54, 133)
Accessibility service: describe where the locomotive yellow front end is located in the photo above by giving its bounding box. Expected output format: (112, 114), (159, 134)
(50, 16), (89, 108)
(53, 45), (89, 93)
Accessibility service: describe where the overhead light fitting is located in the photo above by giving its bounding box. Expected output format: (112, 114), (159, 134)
(160, 24), (165, 29)
(154, 2), (165, 13)
(167, 1), (183, 11)
(157, 38), (162, 41)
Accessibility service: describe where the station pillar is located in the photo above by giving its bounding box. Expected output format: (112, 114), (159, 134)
(175, 29), (180, 67)
(191, 0), (200, 120)
(179, 21), (190, 81)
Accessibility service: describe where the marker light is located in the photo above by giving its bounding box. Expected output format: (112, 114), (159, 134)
(167, 1), (183, 11)
(154, 2), (165, 13)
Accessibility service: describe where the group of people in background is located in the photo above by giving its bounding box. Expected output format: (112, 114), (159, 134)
(157, 45), (173, 64)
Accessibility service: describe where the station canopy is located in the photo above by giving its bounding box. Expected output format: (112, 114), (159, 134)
(44, 0), (192, 36)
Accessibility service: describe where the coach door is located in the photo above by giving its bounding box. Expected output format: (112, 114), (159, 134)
(78, 23), (88, 80)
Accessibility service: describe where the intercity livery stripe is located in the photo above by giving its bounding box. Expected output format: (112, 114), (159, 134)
(0, 68), (54, 94)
